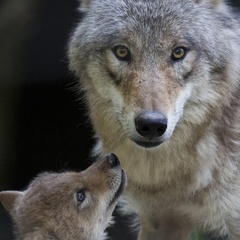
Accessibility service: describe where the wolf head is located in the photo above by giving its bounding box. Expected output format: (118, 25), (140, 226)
(69, 0), (240, 149)
(0, 154), (127, 240)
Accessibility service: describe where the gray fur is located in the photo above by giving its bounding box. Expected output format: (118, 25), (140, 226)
(69, 0), (240, 239)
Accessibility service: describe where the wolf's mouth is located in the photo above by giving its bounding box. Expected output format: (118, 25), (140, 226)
(108, 169), (126, 207)
(135, 140), (162, 148)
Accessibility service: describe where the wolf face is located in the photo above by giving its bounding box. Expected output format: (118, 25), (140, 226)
(69, 0), (238, 149)
(0, 154), (127, 240)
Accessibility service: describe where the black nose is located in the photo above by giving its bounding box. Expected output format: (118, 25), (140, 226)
(107, 153), (120, 168)
(135, 111), (167, 139)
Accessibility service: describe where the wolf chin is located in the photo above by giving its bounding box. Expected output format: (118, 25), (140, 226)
(68, 0), (240, 239)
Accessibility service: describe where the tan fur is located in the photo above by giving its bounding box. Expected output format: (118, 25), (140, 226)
(0, 154), (127, 240)
(79, 0), (90, 12)
(195, 0), (222, 5)
(69, 0), (240, 239)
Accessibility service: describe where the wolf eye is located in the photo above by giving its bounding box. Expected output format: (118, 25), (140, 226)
(112, 46), (130, 61)
(76, 191), (85, 203)
(171, 47), (187, 61)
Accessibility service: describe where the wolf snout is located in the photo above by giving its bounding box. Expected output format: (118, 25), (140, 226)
(135, 111), (168, 139)
(106, 153), (120, 168)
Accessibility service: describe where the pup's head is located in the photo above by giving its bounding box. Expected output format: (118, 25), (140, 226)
(69, 0), (238, 149)
(0, 154), (127, 240)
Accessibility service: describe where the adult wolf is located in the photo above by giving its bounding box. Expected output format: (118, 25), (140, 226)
(68, 0), (240, 239)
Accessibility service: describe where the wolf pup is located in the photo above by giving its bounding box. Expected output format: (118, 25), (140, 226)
(68, 0), (240, 239)
(0, 154), (127, 240)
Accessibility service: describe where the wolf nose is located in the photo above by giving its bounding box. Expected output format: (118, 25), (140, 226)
(107, 153), (120, 168)
(135, 111), (167, 139)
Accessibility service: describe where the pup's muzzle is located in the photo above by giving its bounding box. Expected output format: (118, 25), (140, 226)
(106, 153), (127, 208)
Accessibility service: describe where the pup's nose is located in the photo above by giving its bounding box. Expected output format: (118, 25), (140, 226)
(135, 111), (167, 139)
(107, 153), (120, 168)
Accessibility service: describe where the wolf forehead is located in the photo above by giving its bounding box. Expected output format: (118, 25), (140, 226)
(71, 0), (227, 64)
(78, 1), (217, 41)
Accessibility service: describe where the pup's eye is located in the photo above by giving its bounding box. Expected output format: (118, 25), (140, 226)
(76, 191), (85, 203)
(171, 47), (187, 61)
(112, 46), (130, 61)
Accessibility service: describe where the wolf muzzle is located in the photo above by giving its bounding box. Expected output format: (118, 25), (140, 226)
(134, 111), (168, 148)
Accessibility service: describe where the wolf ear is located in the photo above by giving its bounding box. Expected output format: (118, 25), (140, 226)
(79, 0), (91, 12)
(195, 0), (223, 6)
(0, 191), (23, 214)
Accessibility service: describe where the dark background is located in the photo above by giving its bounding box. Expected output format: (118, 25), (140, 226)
(0, 0), (239, 239)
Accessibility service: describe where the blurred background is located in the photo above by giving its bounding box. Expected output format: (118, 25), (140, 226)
(0, 0), (239, 239)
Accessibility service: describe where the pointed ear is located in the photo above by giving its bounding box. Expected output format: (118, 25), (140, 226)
(0, 191), (24, 213)
(80, 0), (91, 13)
(195, 0), (223, 6)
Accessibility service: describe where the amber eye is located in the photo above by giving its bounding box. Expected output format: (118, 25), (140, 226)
(171, 47), (187, 61)
(112, 46), (130, 61)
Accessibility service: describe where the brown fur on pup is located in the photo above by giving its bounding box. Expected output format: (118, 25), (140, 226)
(0, 154), (127, 240)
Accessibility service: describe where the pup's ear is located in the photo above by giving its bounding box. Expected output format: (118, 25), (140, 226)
(0, 191), (23, 214)
(195, 0), (223, 6)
